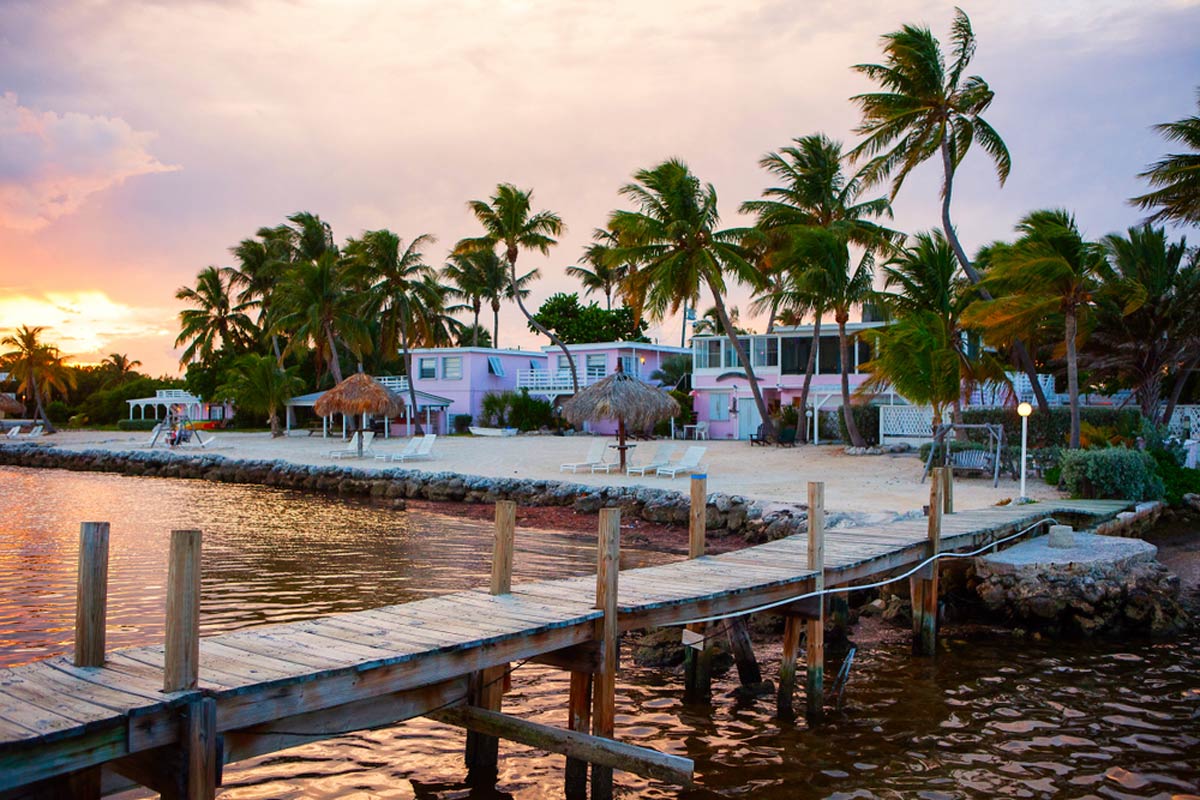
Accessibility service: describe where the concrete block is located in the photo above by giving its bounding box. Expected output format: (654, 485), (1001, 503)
(1047, 524), (1075, 548)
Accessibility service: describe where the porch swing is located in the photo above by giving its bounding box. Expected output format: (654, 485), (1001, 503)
(920, 422), (1006, 488)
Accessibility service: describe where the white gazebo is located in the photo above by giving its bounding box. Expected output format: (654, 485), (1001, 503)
(285, 387), (453, 437)
(126, 389), (212, 421)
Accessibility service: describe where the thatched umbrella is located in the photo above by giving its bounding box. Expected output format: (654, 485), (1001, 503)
(561, 363), (680, 472)
(0, 394), (24, 417)
(313, 373), (404, 457)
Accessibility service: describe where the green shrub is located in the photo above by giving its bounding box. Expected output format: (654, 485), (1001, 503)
(46, 400), (73, 423)
(1059, 448), (1163, 501)
(479, 392), (511, 427)
(453, 414), (473, 434)
(117, 418), (162, 431)
(961, 407), (1143, 448)
(509, 389), (554, 431)
(778, 404), (800, 430)
(1150, 449), (1200, 507)
(837, 404), (881, 445)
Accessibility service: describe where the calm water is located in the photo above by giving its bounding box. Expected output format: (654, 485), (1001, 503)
(1, 466), (1197, 799)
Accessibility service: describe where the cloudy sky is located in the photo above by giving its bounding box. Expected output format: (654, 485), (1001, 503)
(1, 0), (1196, 375)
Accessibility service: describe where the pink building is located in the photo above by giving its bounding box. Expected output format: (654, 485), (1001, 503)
(406, 347), (548, 424)
(690, 322), (885, 440)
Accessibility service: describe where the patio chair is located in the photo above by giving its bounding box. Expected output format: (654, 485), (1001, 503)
(657, 445), (707, 478)
(775, 427), (797, 447)
(5, 426), (21, 439)
(627, 442), (678, 476)
(393, 434), (437, 463)
(748, 423), (768, 446)
(376, 435), (422, 462)
(561, 439), (607, 473)
(693, 421), (709, 440)
(328, 431), (361, 458)
(17, 425), (44, 439)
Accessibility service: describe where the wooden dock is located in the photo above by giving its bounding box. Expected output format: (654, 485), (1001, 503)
(0, 474), (1132, 799)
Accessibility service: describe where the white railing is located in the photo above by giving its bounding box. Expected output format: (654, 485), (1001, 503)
(515, 369), (615, 394)
(968, 372), (1061, 407)
(375, 375), (410, 393)
(1167, 405), (1199, 439)
(880, 405), (945, 444)
(154, 389), (198, 401)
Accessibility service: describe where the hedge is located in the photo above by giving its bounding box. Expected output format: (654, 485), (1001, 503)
(117, 419), (162, 431)
(837, 404), (881, 446)
(1059, 448), (1163, 501)
(961, 407), (1142, 448)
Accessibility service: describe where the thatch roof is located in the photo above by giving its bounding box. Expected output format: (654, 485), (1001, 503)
(313, 373), (404, 417)
(0, 394), (24, 415)
(561, 373), (679, 429)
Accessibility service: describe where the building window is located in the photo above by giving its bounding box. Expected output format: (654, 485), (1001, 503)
(586, 354), (606, 379)
(709, 392), (730, 421)
(557, 355), (572, 373)
(705, 340), (722, 369)
(442, 356), (462, 380)
(619, 355), (636, 376)
(752, 337), (779, 368)
(723, 340), (741, 369)
(418, 358), (436, 380)
(818, 336), (840, 374)
(487, 356), (505, 377)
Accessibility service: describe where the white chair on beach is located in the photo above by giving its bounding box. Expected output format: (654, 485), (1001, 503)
(561, 439), (607, 473)
(5, 426), (21, 439)
(17, 425), (44, 439)
(376, 436), (422, 462)
(391, 434), (438, 463)
(626, 442), (678, 477)
(657, 445), (706, 478)
(328, 431), (362, 458)
(694, 422), (709, 440)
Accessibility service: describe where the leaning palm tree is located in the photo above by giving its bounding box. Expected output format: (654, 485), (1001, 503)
(456, 184), (578, 391)
(1131, 88), (1200, 226)
(345, 230), (436, 421)
(0, 326), (76, 432)
(215, 353), (304, 437)
(848, 9), (1051, 413)
(272, 251), (367, 385)
(963, 210), (1114, 449)
(568, 229), (628, 310)
(175, 266), (255, 366)
(610, 158), (774, 438)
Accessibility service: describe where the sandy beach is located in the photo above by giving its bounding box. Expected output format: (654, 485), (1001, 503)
(35, 430), (1065, 515)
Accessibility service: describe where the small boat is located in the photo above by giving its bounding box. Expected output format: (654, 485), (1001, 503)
(469, 426), (519, 437)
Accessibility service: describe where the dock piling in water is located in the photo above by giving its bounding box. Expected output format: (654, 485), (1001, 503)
(684, 475), (714, 703)
(806, 482), (826, 725)
(164, 529), (202, 692)
(74, 521), (110, 668)
(911, 471), (944, 656)
(591, 507), (620, 800)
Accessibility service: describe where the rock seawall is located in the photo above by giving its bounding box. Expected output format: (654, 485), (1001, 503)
(0, 443), (812, 540)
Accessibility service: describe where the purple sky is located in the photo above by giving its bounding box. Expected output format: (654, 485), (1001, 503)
(1, 0), (1196, 375)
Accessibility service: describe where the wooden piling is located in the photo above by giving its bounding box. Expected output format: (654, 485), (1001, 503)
(564, 671), (593, 799)
(491, 500), (516, 595)
(164, 529), (201, 693)
(805, 482), (825, 724)
(912, 469), (943, 656)
(174, 697), (218, 800)
(830, 590), (850, 643)
(74, 522), (110, 668)
(776, 615), (802, 720)
(683, 475), (714, 703)
(942, 465), (954, 515)
(591, 508), (620, 800)
(725, 617), (762, 687)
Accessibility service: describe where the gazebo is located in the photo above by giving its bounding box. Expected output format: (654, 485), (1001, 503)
(286, 378), (453, 437)
(561, 364), (679, 472)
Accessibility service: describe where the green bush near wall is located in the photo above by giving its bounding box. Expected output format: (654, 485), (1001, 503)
(961, 407), (1142, 448)
(1059, 448), (1163, 501)
(837, 404), (881, 446)
(117, 419), (162, 431)
(453, 414), (473, 434)
(1150, 449), (1200, 506)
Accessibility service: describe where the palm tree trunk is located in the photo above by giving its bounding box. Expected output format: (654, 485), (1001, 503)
(399, 321), (423, 435)
(798, 314), (821, 444)
(1163, 354), (1198, 428)
(939, 136), (1051, 415)
(492, 301), (501, 349)
(509, 256), (579, 393)
(268, 410), (282, 437)
(1065, 308), (1081, 449)
(30, 369), (56, 433)
(472, 300), (481, 348)
(605, 286), (612, 311)
(324, 324), (344, 384)
(837, 315), (866, 447)
(765, 296), (779, 335)
(709, 284), (774, 441)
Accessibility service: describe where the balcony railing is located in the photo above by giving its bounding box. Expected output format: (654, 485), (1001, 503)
(516, 369), (625, 394)
(375, 376), (410, 393)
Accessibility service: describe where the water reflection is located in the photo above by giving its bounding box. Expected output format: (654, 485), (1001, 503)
(1, 467), (1197, 799)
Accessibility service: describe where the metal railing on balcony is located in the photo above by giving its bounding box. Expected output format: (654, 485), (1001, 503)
(375, 376), (410, 393)
(515, 369), (617, 394)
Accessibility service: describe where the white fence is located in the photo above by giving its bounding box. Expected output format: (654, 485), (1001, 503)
(880, 405), (946, 445)
(1168, 405), (1199, 439)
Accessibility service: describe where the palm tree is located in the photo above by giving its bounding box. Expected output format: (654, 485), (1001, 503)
(175, 266), (255, 366)
(228, 225), (294, 363)
(470, 248), (537, 349)
(216, 354), (304, 437)
(649, 353), (692, 391)
(609, 159), (774, 438)
(1131, 88), (1200, 226)
(1, 326), (75, 432)
(848, 9), (1051, 413)
(963, 210), (1113, 449)
(752, 271), (826, 443)
(568, 229), (628, 310)
(442, 251), (490, 347)
(1087, 225), (1200, 422)
(272, 251), (366, 385)
(457, 184), (578, 391)
(100, 353), (142, 385)
(345, 230), (437, 423)
(692, 305), (748, 336)
(456, 323), (493, 348)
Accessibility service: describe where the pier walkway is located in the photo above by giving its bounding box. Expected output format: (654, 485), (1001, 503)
(0, 481), (1132, 799)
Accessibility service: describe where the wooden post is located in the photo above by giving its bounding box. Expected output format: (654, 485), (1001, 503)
(805, 482), (825, 724)
(74, 522), (110, 668)
(683, 474), (713, 703)
(164, 529), (202, 693)
(725, 617), (762, 687)
(830, 590), (850, 643)
(942, 465), (954, 515)
(167, 697), (218, 800)
(564, 670), (593, 799)
(776, 615), (802, 720)
(912, 469), (943, 656)
(591, 508), (620, 800)
(467, 501), (517, 783)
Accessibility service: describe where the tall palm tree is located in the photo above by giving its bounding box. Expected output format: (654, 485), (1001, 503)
(216, 353), (305, 437)
(609, 159), (774, 438)
(1131, 88), (1200, 226)
(1087, 225), (1200, 422)
(568, 228), (628, 310)
(272, 251), (366, 385)
(457, 184), (577, 392)
(1, 326), (75, 432)
(964, 210), (1114, 449)
(471, 249), (537, 349)
(442, 251), (490, 347)
(100, 353), (142, 385)
(848, 9), (1051, 413)
(346, 230), (437, 422)
(228, 225), (294, 363)
(175, 266), (255, 366)
(752, 271), (826, 443)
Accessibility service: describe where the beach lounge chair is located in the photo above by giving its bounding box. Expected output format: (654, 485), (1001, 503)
(393, 434), (437, 463)
(560, 439), (607, 473)
(627, 442), (678, 476)
(376, 436), (422, 462)
(5, 426), (20, 439)
(657, 445), (706, 478)
(17, 425), (43, 439)
(329, 431), (365, 458)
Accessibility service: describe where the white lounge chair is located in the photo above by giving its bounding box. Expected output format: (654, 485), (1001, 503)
(329, 431), (372, 459)
(376, 436), (422, 462)
(561, 439), (608, 473)
(393, 434), (437, 463)
(5, 426), (21, 439)
(657, 445), (706, 478)
(17, 425), (44, 439)
(626, 443), (678, 476)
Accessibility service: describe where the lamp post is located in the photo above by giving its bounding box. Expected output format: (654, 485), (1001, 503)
(1018, 401), (1033, 502)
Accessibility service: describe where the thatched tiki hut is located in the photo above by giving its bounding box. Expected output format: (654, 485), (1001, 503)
(0, 394), (24, 418)
(313, 373), (404, 457)
(561, 363), (680, 472)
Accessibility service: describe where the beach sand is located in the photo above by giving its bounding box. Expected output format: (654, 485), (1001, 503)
(36, 429), (1066, 516)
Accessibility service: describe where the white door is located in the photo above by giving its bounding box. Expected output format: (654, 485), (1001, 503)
(737, 398), (762, 440)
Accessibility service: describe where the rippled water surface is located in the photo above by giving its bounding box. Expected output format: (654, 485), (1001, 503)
(2, 466), (1197, 799)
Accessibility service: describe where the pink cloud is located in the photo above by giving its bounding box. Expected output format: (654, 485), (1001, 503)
(0, 92), (178, 231)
